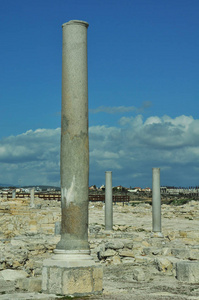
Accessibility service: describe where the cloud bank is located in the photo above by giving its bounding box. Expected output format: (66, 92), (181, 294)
(0, 114), (199, 187)
(0, 129), (60, 186)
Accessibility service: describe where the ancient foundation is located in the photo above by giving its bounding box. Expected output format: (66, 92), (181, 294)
(42, 20), (103, 296)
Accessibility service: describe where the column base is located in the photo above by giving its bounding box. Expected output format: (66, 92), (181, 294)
(42, 250), (103, 296)
(151, 232), (164, 238)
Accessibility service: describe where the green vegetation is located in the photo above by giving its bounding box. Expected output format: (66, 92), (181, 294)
(169, 198), (193, 206)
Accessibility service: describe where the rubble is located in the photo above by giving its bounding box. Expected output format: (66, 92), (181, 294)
(0, 197), (199, 298)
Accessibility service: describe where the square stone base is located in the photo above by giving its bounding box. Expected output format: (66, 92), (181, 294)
(42, 258), (103, 296)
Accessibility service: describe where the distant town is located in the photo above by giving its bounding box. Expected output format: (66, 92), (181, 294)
(0, 184), (199, 196)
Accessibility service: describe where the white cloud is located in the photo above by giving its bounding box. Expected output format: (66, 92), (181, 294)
(0, 114), (199, 188)
(0, 128), (60, 186)
(89, 114), (199, 187)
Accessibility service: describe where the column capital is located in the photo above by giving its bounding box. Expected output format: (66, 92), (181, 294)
(62, 20), (89, 28)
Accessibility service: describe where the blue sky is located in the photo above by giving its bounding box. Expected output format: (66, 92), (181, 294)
(0, 0), (199, 188)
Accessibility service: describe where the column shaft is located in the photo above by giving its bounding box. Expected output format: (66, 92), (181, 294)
(105, 171), (113, 230)
(12, 189), (16, 199)
(57, 20), (89, 251)
(30, 188), (35, 208)
(152, 168), (161, 232)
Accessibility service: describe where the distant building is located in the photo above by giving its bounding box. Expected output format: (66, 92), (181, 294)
(142, 187), (151, 192)
(47, 188), (56, 192)
(99, 185), (105, 191)
(115, 185), (123, 190)
(128, 187), (142, 193)
(89, 185), (97, 191)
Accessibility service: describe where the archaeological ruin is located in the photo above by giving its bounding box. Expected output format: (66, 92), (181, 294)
(0, 20), (199, 300)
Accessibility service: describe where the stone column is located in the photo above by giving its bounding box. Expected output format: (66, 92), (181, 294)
(105, 171), (113, 230)
(152, 168), (162, 234)
(56, 20), (89, 253)
(12, 189), (16, 199)
(42, 20), (103, 296)
(30, 188), (35, 208)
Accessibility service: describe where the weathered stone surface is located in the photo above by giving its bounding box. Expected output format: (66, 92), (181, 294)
(142, 247), (161, 256)
(112, 255), (122, 265)
(176, 261), (199, 283)
(133, 267), (149, 281)
(171, 248), (190, 259)
(122, 257), (135, 264)
(134, 255), (154, 264)
(42, 264), (103, 296)
(123, 241), (134, 249)
(0, 269), (28, 281)
(0, 279), (15, 293)
(93, 266), (103, 292)
(155, 257), (173, 273)
(63, 268), (93, 294)
(16, 277), (42, 292)
(119, 249), (135, 257)
(100, 249), (116, 258)
(189, 249), (199, 260)
(105, 240), (124, 250)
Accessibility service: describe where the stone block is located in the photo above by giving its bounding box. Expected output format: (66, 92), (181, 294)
(134, 255), (154, 264)
(119, 250), (135, 257)
(62, 268), (92, 294)
(42, 267), (48, 291)
(42, 259), (103, 296)
(16, 277), (42, 292)
(0, 279), (15, 293)
(133, 267), (149, 281)
(105, 240), (124, 250)
(109, 255), (122, 265)
(155, 257), (173, 272)
(122, 257), (135, 264)
(93, 266), (103, 292)
(189, 249), (199, 260)
(48, 267), (62, 294)
(171, 248), (190, 259)
(176, 261), (199, 283)
(100, 249), (116, 258)
(0, 269), (28, 281)
(123, 241), (134, 249)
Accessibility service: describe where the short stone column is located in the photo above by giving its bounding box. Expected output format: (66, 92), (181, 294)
(12, 189), (16, 199)
(105, 171), (113, 230)
(42, 20), (103, 297)
(152, 168), (162, 234)
(30, 188), (35, 208)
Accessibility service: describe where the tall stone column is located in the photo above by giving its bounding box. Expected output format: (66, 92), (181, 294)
(56, 19), (89, 253)
(105, 171), (113, 230)
(152, 168), (162, 234)
(42, 20), (103, 296)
